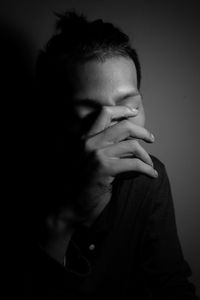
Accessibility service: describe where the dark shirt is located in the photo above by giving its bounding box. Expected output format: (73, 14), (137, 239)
(24, 156), (198, 299)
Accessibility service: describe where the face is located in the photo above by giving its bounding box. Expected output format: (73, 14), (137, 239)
(70, 56), (145, 129)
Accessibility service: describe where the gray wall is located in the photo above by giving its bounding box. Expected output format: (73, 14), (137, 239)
(3, 0), (199, 294)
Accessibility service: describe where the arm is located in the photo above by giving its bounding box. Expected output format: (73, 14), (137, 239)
(40, 106), (156, 263)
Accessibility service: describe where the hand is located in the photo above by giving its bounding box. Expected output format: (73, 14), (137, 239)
(84, 105), (157, 182)
(72, 105), (157, 225)
(39, 105), (156, 257)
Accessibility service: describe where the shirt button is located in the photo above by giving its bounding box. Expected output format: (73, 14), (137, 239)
(89, 244), (95, 251)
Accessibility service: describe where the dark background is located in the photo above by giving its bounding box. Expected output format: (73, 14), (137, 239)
(2, 0), (199, 294)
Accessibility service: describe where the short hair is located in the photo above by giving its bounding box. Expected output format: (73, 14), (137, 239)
(36, 11), (142, 91)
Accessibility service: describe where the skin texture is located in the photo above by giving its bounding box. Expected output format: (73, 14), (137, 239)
(73, 56), (145, 127)
(72, 56), (156, 180)
(43, 56), (157, 264)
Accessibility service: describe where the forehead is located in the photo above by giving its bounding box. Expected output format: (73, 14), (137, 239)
(71, 56), (138, 101)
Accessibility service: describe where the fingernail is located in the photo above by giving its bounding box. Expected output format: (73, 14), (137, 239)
(151, 133), (155, 141)
(132, 108), (138, 113)
(129, 108), (138, 114)
(154, 170), (158, 177)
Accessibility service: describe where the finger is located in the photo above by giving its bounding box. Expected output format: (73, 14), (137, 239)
(110, 158), (158, 178)
(87, 106), (138, 136)
(102, 140), (153, 167)
(102, 120), (154, 144)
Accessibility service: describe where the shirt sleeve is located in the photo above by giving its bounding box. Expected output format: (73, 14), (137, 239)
(140, 156), (199, 300)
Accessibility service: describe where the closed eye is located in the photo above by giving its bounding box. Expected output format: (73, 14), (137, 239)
(118, 94), (142, 109)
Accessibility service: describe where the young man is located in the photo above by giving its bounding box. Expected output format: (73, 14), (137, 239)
(25, 11), (198, 299)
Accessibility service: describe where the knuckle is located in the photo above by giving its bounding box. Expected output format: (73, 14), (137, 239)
(127, 139), (139, 152)
(95, 149), (111, 171)
(102, 106), (111, 116)
(84, 138), (96, 153)
(131, 139), (139, 148)
(133, 158), (143, 171)
(95, 148), (105, 164)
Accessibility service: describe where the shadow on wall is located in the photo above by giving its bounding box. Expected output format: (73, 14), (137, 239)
(0, 20), (41, 243)
(1, 19), (35, 134)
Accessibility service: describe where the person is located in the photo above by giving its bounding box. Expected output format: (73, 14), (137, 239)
(24, 11), (199, 299)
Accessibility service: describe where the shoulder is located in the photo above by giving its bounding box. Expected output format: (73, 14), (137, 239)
(113, 155), (172, 210)
(109, 156), (174, 235)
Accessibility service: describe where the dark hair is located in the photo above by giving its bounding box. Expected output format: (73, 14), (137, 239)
(36, 11), (141, 91)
